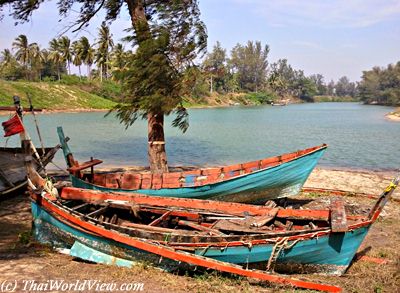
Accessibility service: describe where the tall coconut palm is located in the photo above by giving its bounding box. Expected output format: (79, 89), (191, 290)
(29, 43), (45, 80)
(95, 23), (114, 82)
(86, 47), (95, 80)
(110, 43), (126, 82)
(12, 34), (37, 79)
(59, 36), (72, 74)
(78, 36), (94, 79)
(48, 38), (63, 81)
(72, 41), (83, 79)
(0, 49), (13, 65)
(12, 35), (30, 66)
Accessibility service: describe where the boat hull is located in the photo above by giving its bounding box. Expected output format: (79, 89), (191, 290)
(31, 200), (368, 275)
(0, 147), (52, 196)
(71, 147), (326, 203)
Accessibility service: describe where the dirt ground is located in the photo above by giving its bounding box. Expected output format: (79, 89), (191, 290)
(0, 168), (399, 293)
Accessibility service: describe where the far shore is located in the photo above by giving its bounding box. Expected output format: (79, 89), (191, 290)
(385, 108), (400, 121)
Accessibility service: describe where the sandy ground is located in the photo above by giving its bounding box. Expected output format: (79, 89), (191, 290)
(0, 168), (399, 293)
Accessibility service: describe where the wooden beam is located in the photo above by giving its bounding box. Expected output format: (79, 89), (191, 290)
(68, 159), (103, 173)
(178, 220), (227, 236)
(330, 197), (348, 232)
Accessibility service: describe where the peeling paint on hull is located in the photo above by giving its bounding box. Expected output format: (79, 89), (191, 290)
(31, 201), (368, 275)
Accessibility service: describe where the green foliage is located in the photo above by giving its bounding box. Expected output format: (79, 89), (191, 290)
(358, 62), (400, 106)
(244, 91), (277, 104)
(112, 0), (207, 133)
(230, 41), (269, 92)
(0, 80), (116, 110)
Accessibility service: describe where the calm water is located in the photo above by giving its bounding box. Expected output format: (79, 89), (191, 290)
(2, 103), (399, 171)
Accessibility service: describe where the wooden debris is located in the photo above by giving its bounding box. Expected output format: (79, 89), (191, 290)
(251, 208), (279, 227)
(330, 197), (348, 232)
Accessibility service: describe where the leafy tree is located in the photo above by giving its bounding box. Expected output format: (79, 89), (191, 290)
(203, 41), (228, 93)
(0, 0), (207, 173)
(309, 74), (327, 95)
(335, 76), (357, 97)
(0, 49), (23, 80)
(230, 41), (269, 92)
(358, 62), (400, 105)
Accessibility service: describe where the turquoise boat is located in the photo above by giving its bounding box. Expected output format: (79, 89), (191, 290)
(57, 127), (327, 203)
(26, 156), (399, 278)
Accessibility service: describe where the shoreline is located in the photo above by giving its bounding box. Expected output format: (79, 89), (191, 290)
(385, 108), (400, 122)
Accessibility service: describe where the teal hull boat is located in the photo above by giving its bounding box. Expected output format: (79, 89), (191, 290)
(58, 127), (327, 203)
(27, 167), (399, 278)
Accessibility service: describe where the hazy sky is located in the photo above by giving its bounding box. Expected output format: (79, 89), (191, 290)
(0, 0), (399, 81)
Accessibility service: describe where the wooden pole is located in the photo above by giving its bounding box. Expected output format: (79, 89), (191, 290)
(26, 93), (45, 155)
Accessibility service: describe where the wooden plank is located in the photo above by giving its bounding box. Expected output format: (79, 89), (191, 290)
(68, 159), (103, 173)
(148, 211), (172, 226)
(86, 206), (109, 218)
(72, 202), (91, 211)
(330, 197), (348, 232)
(251, 208), (279, 227)
(178, 220), (227, 236)
(0, 168), (15, 187)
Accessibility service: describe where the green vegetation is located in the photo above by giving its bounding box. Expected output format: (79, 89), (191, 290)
(358, 62), (400, 106)
(0, 79), (116, 110)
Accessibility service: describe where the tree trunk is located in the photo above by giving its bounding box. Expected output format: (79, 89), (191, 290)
(147, 112), (168, 173)
(126, 0), (169, 173)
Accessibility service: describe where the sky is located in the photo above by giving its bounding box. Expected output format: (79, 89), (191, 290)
(0, 0), (399, 82)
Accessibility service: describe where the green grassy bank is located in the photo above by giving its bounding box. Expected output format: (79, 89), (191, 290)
(0, 80), (116, 110)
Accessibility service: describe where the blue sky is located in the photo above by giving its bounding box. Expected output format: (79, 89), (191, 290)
(0, 0), (399, 81)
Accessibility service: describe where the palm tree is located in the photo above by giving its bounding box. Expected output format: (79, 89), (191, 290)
(110, 43), (127, 82)
(12, 35), (30, 66)
(0, 49), (13, 65)
(59, 36), (72, 74)
(12, 34), (38, 79)
(48, 38), (63, 81)
(72, 41), (83, 79)
(86, 47), (95, 80)
(29, 43), (45, 80)
(78, 36), (94, 80)
(95, 23), (114, 82)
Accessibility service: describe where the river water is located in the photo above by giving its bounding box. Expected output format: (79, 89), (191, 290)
(2, 103), (399, 171)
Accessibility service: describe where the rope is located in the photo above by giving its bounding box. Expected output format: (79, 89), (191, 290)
(266, 237), (301, 271)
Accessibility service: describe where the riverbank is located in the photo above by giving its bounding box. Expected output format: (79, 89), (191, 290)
(385, 108), (400, 121)
(0, 168), (399, 292)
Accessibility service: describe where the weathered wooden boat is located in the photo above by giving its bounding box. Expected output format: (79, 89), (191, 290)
(25, 147), (399, 292)
(57, 127), (327, 203)
(0, 146), (56, 196)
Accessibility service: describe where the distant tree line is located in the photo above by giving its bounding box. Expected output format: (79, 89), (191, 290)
(3, 33), (398, 106)
(358, 62), (400, 106)
(0, 24), (131, 83)
(199, 41), (358, 102)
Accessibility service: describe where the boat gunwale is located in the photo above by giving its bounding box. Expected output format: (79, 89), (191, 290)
(31, 189), (373, 249)
(75, 144), (328, 191)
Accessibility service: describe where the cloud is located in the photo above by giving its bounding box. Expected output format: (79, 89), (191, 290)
(235, 0), (400, 28)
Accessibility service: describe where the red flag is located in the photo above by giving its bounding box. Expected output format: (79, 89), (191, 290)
(2, 114), (24, 137)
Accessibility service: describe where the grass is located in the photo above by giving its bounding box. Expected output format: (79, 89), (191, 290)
(0, 79), (116, 110)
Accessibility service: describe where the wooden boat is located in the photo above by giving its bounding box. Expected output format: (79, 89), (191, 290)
(25, 148), (399, 285)
(0, 146), (55, 196)
(57, 127), (327, 203)
(0, 99), (59, 197)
